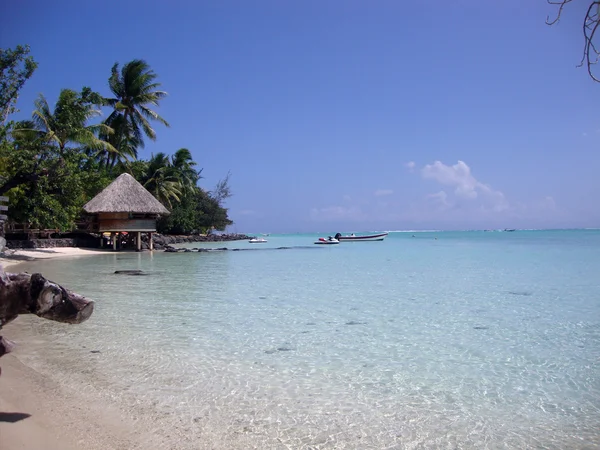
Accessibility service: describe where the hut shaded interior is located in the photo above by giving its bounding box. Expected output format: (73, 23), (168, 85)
(82, 173), (170, 251)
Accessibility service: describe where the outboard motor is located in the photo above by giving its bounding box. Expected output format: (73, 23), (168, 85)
(334, 233), (342, 240)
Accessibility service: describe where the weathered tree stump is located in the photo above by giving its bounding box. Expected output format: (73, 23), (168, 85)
(0, 265), (94, 376)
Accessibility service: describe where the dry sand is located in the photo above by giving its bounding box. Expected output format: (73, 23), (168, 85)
(0, 247), (113, 271)
(0, 247), (152, 450)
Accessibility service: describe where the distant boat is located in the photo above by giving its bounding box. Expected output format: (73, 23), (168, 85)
(334, 232), (388, 242)
(503, 229), (516, 232)
(249, 237), (267, 243)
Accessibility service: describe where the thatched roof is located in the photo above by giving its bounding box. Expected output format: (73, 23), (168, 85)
(83, 173), (170, 215)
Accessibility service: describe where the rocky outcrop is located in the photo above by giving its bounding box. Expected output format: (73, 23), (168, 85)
(6, 232), (251, 250)
(7, 238), (77, 249)
(145, 233), (251, 250)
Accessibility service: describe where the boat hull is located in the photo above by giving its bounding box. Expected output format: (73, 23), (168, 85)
(314, 238), (340, 245)
(338, 232), (388, 242)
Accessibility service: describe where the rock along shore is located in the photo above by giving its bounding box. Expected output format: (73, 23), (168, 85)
(5, 233), (252, 250)
(149, 233), (251, 250)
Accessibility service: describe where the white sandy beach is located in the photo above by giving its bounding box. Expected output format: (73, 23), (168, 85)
(0, 349), (145, 450)
(0, 248), (151, 450)
(0, 247), (114, 271)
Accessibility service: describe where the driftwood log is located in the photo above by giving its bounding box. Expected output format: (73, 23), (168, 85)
(0, 265), (94, 376)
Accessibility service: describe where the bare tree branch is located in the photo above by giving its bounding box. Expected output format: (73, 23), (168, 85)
(210, 171), (232, 205)
(547, 1), (600, 82)
(546, 0), (575, 25)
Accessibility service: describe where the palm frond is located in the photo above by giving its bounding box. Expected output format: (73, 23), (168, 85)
(32, 94), (52, 132)
(88, 122), (114, 136)
(109, 63), (124, 97)
(10, 121), (43, 141)
(132, 110), (156, 141)
(106, 59), (169, 149)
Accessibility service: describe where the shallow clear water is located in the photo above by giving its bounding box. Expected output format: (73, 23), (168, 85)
(9, 230), (600, 449)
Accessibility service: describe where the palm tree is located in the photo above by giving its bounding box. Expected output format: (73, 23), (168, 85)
(104, 59), (169, 158)
(170, 148), (201, 194)
(142, 152), (181, 209)
(26, 88), (114, 156)
(97, 114), (140, 169)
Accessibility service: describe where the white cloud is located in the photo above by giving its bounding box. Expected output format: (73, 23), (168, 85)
(405, 161), (416, 172)
(427, 190), (451, 209)
(374, 189), (393, 197)
(422, 160), (478, 198)
(421, 160), (509, 211)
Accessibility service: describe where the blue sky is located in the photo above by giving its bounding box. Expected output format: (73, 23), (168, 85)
(2, 1), (598, 232)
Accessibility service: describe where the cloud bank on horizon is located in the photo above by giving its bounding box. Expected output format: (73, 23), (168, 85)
(307, 160), (562, 230)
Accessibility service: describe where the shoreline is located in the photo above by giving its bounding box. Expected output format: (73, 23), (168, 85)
(1, 249), (135, 449)
(5, 232), (252, 252)
(0, 247), (114, 271)
(0, 249), (158, 449)
(0, 349), (146, 450)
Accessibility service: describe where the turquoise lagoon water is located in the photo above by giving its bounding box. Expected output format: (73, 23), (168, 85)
(10, 229), (600, 449)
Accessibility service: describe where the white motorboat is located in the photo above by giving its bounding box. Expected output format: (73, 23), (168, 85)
(314, 237), (340, 245)
(249, 237), (267, 243)
(334, 232), (388, 242)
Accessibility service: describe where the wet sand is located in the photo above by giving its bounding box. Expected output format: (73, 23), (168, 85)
(0, 248), (151, 450)
(0, 350), (144, 450)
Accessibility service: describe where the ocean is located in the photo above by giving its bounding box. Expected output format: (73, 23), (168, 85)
(8, 229), (600, 449)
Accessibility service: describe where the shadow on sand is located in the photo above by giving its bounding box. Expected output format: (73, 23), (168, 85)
(0, 412), (31, 423)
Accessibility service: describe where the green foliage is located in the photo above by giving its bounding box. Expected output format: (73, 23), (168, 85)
(0, 52), (233, 235)
(171, 148), (202, 194)
(27, 87), (113, 154)
(132, 149), (202, 209)
(104, 59), (169, 155)
(157, 188), (233, 234)
(137, 152), (182, 208)
(0, 45), (38, 123)
(2, 136), (111, 230)
(97, 113), (139, 168)
(133, 148), (231, 234)
(196, 189), (233, 232)
(156, 190), (198, 234)
(0, 120), (54, 196)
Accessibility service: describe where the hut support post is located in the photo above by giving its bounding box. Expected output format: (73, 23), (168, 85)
(149, 232), (153, 251)
(112, 232), (117, 251)
(137, 232), (141, 251)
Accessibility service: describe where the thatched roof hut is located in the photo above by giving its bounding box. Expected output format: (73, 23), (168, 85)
(82, 173), (169, 251)
(83, 173), (170, 216)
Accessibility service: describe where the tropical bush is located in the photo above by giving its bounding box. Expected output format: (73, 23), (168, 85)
(0, 45), (232, 234)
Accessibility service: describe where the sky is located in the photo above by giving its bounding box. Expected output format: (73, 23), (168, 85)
(2, 0), (599, 232)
